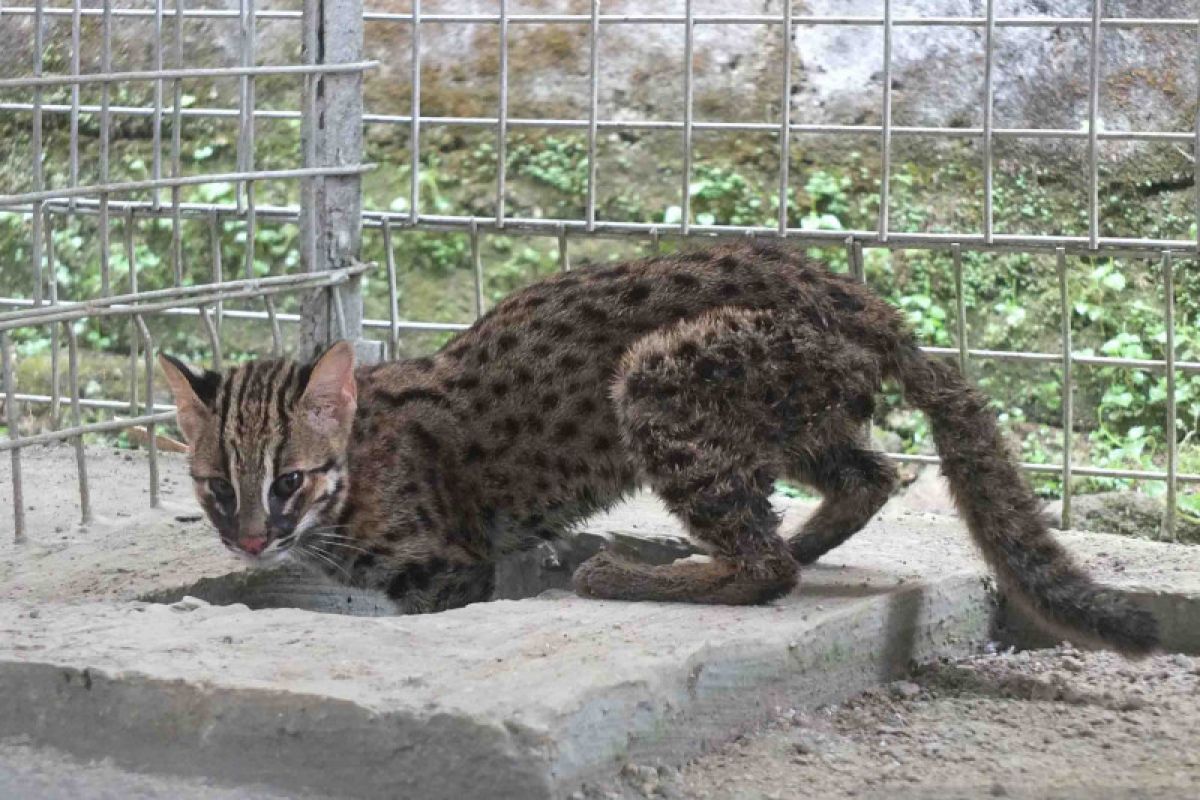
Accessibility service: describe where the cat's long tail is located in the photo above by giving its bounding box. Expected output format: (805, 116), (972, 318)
(890, 342), (1160, 656)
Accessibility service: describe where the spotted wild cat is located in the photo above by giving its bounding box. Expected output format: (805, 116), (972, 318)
(159, 242), (1158, 654)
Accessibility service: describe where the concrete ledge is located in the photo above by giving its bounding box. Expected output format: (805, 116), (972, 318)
(0, 514), (1001, 799)
(4, 447), (1200, 798)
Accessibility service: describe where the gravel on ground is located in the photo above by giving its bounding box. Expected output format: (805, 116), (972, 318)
(591, 647), (1200, 800)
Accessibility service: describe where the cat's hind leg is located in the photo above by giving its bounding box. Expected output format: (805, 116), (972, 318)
(783, 437), (897, 565)
(573, 307), (799, 605)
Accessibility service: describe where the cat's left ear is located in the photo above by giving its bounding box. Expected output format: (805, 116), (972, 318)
(299, 341), (358, 434)
(158, 353), (221, 444)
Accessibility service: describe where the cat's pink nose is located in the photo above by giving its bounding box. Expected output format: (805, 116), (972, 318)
(237, 536), (269, 556)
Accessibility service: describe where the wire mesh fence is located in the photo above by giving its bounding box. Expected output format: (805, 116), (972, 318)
(1, 1), (1198, 543)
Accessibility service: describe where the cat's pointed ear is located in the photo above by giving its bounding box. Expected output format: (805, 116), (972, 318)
(158, 353), (219, 444)
(299, 341), (358, 434)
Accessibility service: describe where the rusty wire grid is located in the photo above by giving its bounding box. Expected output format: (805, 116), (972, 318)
(1, 1), (1198, 542)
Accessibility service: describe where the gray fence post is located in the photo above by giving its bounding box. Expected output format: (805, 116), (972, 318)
(299, 0), (373, 362)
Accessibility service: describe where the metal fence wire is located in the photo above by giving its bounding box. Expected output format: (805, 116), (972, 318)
(1, 1), (1198, 543)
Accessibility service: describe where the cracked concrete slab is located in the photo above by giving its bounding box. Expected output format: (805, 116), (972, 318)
(2, 445), (1199, 799)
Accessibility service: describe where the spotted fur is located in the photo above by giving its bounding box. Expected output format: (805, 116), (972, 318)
(161, 242), (1159, 652)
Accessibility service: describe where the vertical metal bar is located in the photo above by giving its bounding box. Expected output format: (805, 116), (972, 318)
(45, 209), (61, 426)
(496, 0), (509, 228)
(681, 0), (694, 235)
(99, 0), (113, 296)
(152, 0), (165, 211)
(777, 0), (793, 235)
(1194, 14), (1199, 256)
(264, 296), (283, 357)
(585, 0), (600, 231)
(409, 0), (422, 225)
(982, 0), (996, 243)
(557, 224), (571, 272)
(65, 321), (91, 525)
(470, 222), (485, 318)
(238, 0), (258, 278)
(1087, 0), (1102, 250)
(383, 221), (400, 359)
(136, 317), (159, 508)
(31, 0), (44, 308)
(68, 0), (82, 211)
(209, 210), (224, 331)
(1057, 247), (1073, 530)
(3, 332), (26, 543)
(878, 0), (894, 242)
(237, 0), (251, 212)
(300, 0), (365, 358)
(1162, 250), (1177, 539)
(125, 210), (139, 417)
(170, 0), (184, 285)
(952, 243), (968, 375)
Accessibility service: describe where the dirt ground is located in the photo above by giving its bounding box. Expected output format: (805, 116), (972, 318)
(595, 647), (1200, 800)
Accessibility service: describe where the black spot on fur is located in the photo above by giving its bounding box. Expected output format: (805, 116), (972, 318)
(474, 348), (490, 366)
(380, 388), (452, 411)
(579, 303), (608, 323)
(550, 322), (574, 338)
(554, 420), (579, 442)
(592, 434), (614, 452)
(514, 367), (534, 385)
(524, 413), (544, 434)
(576, 397), (597, 415)
(456, 373), (481, 390)
(625, 282), (652, 303)
(670, 273), (700, 288)
(401, 481), (420, 495)
(491, 381), (509, 398)
(410, 357), (435, 371)
(829, 287), (865, 312)
(541, 393), (560, 411)
(464, 442), (486, 463)
(497, 333), (519, 353)
(502, 416), (521, 436)
(559, 354), (584, 372)
(664, 448), (695, 469)
(719, 282), (740, 298)
(717, 255), (739, 272)
(532, 451), (549, 469)
(675, 340), (700, 360)
(556, 457), (574, 478)
(532, 343), (552, 358)
(524, 295), (548, 309)
(749, 280), (768, 292)
(407, 422), (441, 456)
(679, 251), (710, 263)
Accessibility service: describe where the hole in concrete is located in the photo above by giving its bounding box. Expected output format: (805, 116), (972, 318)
(140, 530), (697, 615)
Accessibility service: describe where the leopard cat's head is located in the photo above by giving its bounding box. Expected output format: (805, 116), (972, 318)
(158, 342), (357, 563)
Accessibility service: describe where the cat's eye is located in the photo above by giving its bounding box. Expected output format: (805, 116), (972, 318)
(208, 478), (235, 504)
(271, 471), (304, 498)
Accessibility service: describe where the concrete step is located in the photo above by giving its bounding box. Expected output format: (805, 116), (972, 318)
(4, 503), (1199, 799)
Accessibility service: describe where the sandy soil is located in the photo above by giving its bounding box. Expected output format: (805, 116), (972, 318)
(595, 647), (1200, 800)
